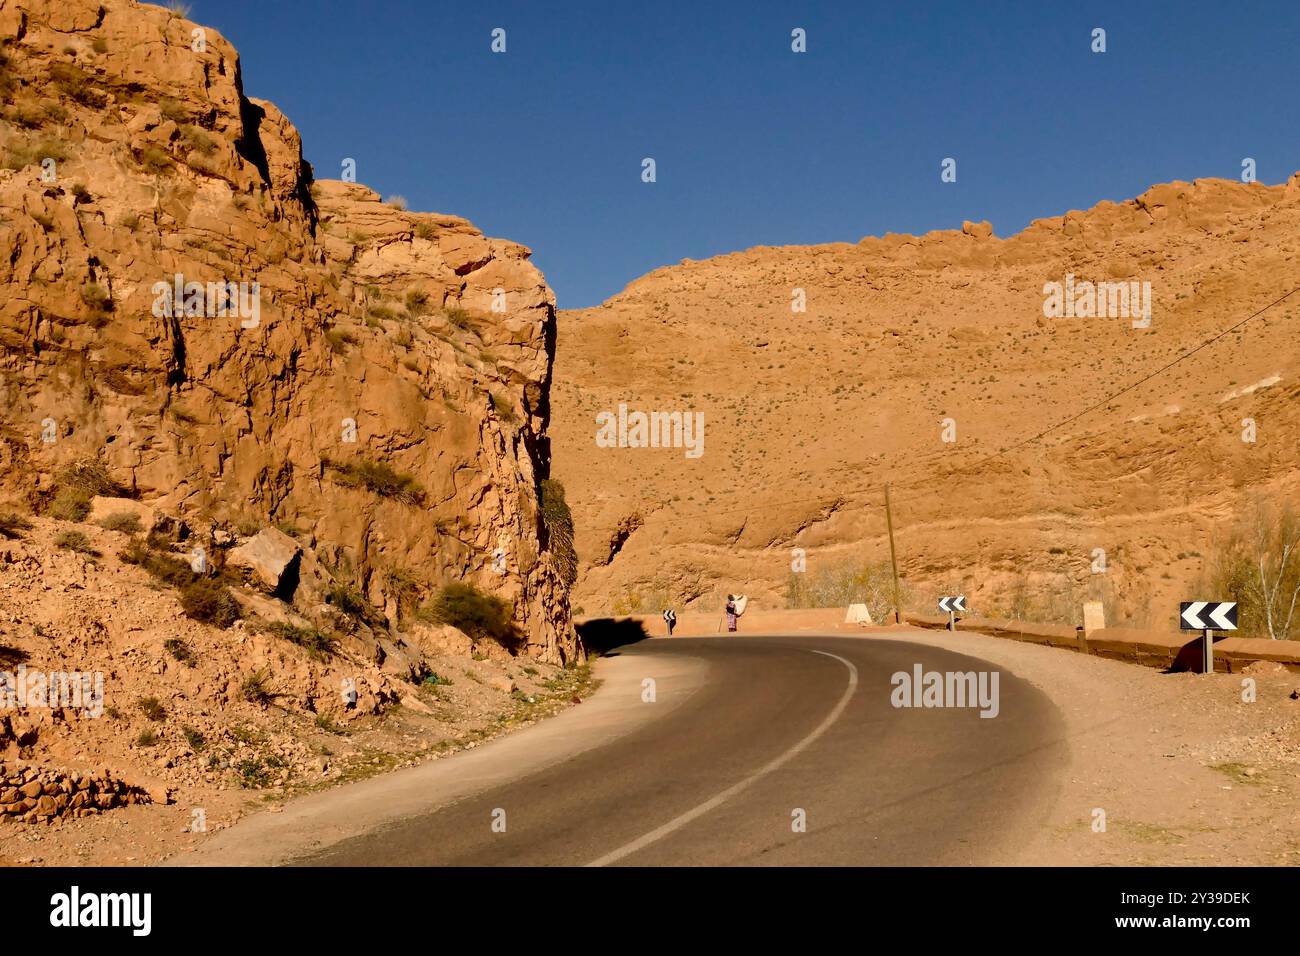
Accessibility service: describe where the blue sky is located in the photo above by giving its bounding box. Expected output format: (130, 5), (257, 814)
(194, 0), (1300, 308)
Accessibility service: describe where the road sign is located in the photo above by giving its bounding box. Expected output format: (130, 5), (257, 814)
(1179, 601), (1238, 631)
(938, 596), (966, 613)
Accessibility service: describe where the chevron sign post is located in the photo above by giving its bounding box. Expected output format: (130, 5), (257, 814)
(1180, 601), (1238, 673)
(938, 595), (966, 631)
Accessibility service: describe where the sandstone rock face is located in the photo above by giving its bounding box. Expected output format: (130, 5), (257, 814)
(552, 176), (1300, 629)
(0, 0), (577, 662)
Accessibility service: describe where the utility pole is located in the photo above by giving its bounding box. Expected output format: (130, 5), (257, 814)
(885, 483), (903, 625)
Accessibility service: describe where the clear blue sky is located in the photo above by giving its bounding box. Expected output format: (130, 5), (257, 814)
(194, 0), (1299, 309)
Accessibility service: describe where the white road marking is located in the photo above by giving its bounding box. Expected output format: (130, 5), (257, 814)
(585, 649), (859, 867)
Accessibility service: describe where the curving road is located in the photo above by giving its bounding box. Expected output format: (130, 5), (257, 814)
(280, 635), (1068, 867)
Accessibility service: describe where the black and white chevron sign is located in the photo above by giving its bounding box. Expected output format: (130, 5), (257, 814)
(1179, 601), (1238, 631)
(938, 595), (966, 614)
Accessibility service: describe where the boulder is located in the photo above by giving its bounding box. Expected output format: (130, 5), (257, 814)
(488, 675), (517, 694)
(228, 528), (302, 597)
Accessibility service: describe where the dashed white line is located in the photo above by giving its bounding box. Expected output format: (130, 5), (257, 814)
(586, 649), (859, 866)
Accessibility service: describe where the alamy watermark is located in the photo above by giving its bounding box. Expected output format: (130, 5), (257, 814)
(0, 665), (104, 718)
(1042, 273), (1151, 328)
(151, 274), (260, 328)
(595, 403), (704, 459)
(890, 665), (1000, 718)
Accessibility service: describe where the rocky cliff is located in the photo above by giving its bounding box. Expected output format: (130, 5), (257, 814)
(0, 0), (578, 663)
(552, 174), (1300, 630)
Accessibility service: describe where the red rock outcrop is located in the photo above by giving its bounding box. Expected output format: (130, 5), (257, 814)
(0, 0), (578, 662)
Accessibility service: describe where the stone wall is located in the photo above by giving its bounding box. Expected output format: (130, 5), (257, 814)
(0, 761), (160, 824)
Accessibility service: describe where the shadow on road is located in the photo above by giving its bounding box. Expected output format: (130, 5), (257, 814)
(576, 617), (651, 656)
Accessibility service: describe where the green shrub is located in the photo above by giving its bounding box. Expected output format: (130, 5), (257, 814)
(785, 558), (912, 625)
(386, 567), (422, 617)
(182, 725), (205, 750)
(48, 62), (103, 107)
(159, 97), (188, 124)
(444, 307), (472, 330)
(179, 124), (216, 156)
(178, 578), (241, 628)
(137, 144), (172, 174)
(490, 392), (516, 422)
(136, 728), (159, 747)
(54, 529), (97, 555)
(0, 512), (32, 540)
(1197, 498), (1300, 639)
(267, 621), (336, 660)
(324, 328), (355, 354)
(322, 456), (424, 505)
(414, 222), (436, 240)
(235, 757), (272, 788)
(540, 479), (578, 586)
(137, 696), (166, 721)
(323, 582), (384, 628)
(404, 288), (430, 316)
(1, 137), (69, 171)
(240, 669), (273, 706)
(164, 637), (195, 665)
(420, 581), (520, 650)
(314, 713), (347, 735)
(98, 512), (140, 534)
(121, 538), (241, 628)
(48, 488), (90, 521)
(46, 459), (128, 521)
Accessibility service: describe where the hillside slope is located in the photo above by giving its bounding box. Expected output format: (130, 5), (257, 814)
(0, 0), (578, 662)
(552, 175), (1300, 629)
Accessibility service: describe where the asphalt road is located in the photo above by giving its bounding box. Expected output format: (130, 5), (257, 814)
(295, 635), (1068, 866)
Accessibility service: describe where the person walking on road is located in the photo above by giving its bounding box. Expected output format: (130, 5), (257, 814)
(725, 595), (738, 633)
(663, 607), (676, 636)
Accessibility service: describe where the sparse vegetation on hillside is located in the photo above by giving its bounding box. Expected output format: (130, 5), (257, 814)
(0, 512), (33, 539)
(118, 537), (242, 629)
(444, 307), (472, 330)
(611, 584), (671, 616)
(540, 479), (578, 587)
(323, 579), (386, 630)
(1199, 499), (1300, 639)
(46, 460), (130, 522)
(1, 136), (69, 171)
(266, 621), (337, 660)
(321, 456), (425, 505)
(404, 288), (430, 316)
(490, 392), (516, 422)
(54, 529), (98, 556)
(786, 558), (910, 625)
(420, 581), (520, 650)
